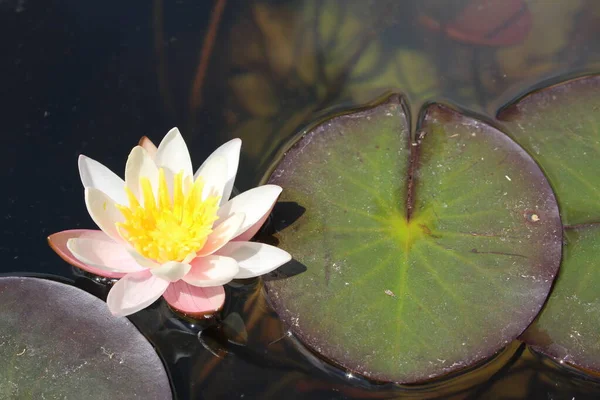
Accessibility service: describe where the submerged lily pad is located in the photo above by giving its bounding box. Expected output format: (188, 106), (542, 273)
(499, 76), (600, 372)
(265, 96), (562, 383)
(0, 277), (172, 399)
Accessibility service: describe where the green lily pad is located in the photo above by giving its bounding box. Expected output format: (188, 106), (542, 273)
(499, 76), (600, 372)
(521, 226), (600, 372)
(498, 75), (600, 226)
(0, 277), (172, 399)
(265, 95), (562, 383)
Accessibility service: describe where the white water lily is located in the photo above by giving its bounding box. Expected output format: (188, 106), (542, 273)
(49, 128), (291, 317)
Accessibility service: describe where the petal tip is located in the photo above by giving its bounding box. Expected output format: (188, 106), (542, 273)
(77, 155), (90, 185)
(109, 308), (125, 317)
(268, 184), (283, 194)
(138, 136), (158, 154)
(47, 233), (63, 255)
(47, 232), (58, 243)
(166, 127), (182, 138)
(138, 135), (151, 146)
(281, 251), (292, 263)
(129, 145), (146, 157)
(257, 184), (283, 197)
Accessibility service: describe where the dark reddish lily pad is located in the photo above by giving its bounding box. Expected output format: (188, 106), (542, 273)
(419, 0), (532, 47)
(498, 75), (600, 226)
(265, 95), (561, 383)
(0, 277), (172, 399)
(499, 75), (600, 373)
(520, 225), (600, 372)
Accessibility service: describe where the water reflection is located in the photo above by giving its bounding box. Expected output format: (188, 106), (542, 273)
(126, 273), (600, 399)
(171, 0), (600, 186)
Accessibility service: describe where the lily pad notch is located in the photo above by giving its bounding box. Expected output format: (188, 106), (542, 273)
(265, 94), (562, 383)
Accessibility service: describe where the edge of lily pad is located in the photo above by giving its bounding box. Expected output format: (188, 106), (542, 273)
(260, 92), (413, 186)
(0, 275), (174, 399)
(496, 73), (600, 122)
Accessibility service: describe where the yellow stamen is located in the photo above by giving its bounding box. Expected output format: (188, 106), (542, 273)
(116, 168), (220, 264)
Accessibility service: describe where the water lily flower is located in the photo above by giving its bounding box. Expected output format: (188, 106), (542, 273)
(49, 128), (291, 317)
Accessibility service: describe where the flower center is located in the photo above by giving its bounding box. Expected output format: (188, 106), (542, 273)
(116, 169), (220, 264)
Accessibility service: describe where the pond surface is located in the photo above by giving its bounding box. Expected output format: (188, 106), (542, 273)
(2, 0), (600, 398)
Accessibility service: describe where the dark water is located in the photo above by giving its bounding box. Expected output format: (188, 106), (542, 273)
(2, 0), (600, 398)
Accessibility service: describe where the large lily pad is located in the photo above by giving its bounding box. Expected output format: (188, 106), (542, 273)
(499, 75), (600, 371)
(0, 277), (172, 399)
(265, 95), (562, 383)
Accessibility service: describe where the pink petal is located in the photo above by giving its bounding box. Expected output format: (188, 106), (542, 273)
(48, 230), (128, 279)
(107, 270), (170, 317)
(233, 203), (273, 242)
(66, 237), (146, 273)
(162, 280), (225, 317)
(183, 255), (239, 287)
(139, 136), (158, 158)
(197, 213), (245, 257)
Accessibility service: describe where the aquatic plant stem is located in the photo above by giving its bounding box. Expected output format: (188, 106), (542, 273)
(189, 0), (227, 116)
(153, 0), (176, 117)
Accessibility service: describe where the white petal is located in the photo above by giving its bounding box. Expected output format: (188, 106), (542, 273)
(195, 138), (241, 204)
(154, 128), (193, 179)
(78, 155), (127, 205)
(216, 241), (291, 279)
(107, 270), (170, 317)
(139, 136), (158, 158)
(84, 187), (125, 243)
(124, 146), (159, 204)
(195, 154), (228, 201)
(150, 261), (192, 282)
(126, 248), (161, 269)
(217, 185), (282, 238)
(183, 255), (239, 287)
(197, 212), (245, 257)
(66, 238), (145, 273)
